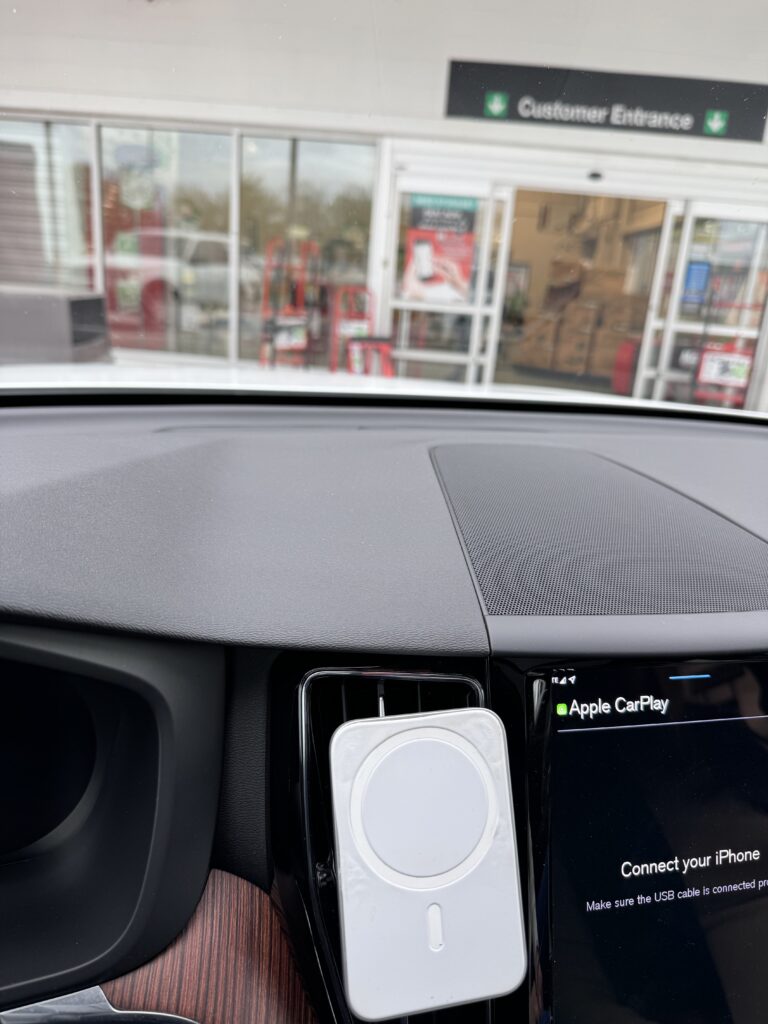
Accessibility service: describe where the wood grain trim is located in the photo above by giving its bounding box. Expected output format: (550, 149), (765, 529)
(103, 870), (316, 1024)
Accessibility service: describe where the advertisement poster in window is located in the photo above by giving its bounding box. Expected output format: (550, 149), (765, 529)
(401, 194), (477, 305)
(696, 342), (753, 389)
(681, 260), (711, 310)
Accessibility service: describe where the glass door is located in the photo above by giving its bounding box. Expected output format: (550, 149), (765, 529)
(387, 179), (513, 384)
(493, 190), (668, 396)
(635, 202), (768, 408)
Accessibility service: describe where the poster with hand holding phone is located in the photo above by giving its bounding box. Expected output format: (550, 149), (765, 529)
(401, 194), (478, 304)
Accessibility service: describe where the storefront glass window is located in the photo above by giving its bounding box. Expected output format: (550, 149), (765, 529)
(649, 216), (768, 405)
(239, 137), (374, 365)
(393, 309), (473, 357)
(656, 333), (754, 408)
(680, 219), (766, 329)
(0, 120), (93, 290)
(295, 141), (373, 286)
(101, 127), (231, 356)
(238, 138), (291, 360)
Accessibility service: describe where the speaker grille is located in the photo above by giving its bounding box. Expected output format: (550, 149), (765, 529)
(433, 444), (768, 617)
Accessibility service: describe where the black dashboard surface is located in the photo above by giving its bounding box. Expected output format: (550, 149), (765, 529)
(3, 401), (768, 657)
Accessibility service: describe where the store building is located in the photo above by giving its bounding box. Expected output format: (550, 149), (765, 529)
(2, 0), (768, 408)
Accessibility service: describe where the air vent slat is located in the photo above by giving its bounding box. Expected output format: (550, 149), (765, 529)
(300, 670), (491, 1024)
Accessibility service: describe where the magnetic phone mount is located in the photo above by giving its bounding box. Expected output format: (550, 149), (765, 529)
(330, 704), (526, 1021)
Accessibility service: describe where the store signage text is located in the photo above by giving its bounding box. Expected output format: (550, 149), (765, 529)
(516, 96), (695, 132)
(447, 62), (768, 142)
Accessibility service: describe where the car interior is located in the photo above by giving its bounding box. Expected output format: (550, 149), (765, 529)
(3, 392), (768, 1024)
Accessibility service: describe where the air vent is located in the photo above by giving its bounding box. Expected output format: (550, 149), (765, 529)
(300, 670), (494, 1024)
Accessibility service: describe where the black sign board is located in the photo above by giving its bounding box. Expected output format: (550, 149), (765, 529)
(447, 61), (768, 141)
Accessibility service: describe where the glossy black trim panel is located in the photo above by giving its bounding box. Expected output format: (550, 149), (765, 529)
(488, 612), (768, 658)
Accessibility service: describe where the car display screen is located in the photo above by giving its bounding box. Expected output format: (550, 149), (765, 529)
(550, 661), (768, 1024)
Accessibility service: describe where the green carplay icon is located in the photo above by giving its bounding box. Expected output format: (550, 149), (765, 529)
(556, 703), (569, 717)
(484, 91), (509, 118)
(704, 109), (729, 136)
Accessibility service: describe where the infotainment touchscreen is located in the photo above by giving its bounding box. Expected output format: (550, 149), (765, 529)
(549, 661), (768, 1024)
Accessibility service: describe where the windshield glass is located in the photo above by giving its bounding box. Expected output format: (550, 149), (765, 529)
(1, 11), (767, 411)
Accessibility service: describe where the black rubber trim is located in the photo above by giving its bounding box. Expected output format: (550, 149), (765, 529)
(0, 624), (225, 1011)
(212, 649), (274, 889)
(1, 388), (767, 431)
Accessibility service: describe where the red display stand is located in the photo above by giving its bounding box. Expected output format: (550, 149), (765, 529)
(330, 287), (373, 372)
(347, 337), (394, 377)
(611, 340), (640, 396)
(260, 238), (321, 367)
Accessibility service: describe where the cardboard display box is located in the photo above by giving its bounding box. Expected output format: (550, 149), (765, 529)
(553, 351), (589, 374)
(521, 316), (560, 346)
(561, 301), (601, 335)
(580, 268), (626, 301)
(602, 295), (648, 332)
(552, 327), (592, 374)
(557, 327), (592, 354)
(511, 316), (560, 370)
(514, 345), (555, 371)
(588, 327), (639, 377)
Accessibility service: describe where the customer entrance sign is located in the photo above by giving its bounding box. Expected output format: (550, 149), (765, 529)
(447, 62), (768, 142)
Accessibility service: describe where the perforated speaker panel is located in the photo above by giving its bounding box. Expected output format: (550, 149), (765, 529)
(433, 444), (768, 617)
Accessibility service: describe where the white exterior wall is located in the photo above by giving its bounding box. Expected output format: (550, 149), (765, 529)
(1, 0), (767, 171)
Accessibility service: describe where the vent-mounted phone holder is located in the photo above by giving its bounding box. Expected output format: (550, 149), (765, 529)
(330, 704), (526, 1021)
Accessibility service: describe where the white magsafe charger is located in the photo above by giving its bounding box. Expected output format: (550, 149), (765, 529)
(329, 706), (526, 1020)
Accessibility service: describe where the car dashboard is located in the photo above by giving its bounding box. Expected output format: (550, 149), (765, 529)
(2, 397), (768, 1024)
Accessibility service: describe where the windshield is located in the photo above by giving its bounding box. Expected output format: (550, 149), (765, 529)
(1, 14), (767, 411)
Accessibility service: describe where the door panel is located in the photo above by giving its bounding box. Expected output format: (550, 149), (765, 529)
(638, 203), (768, 407)
(495, 189), (667, 396)
(389, 185), (513, 384)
